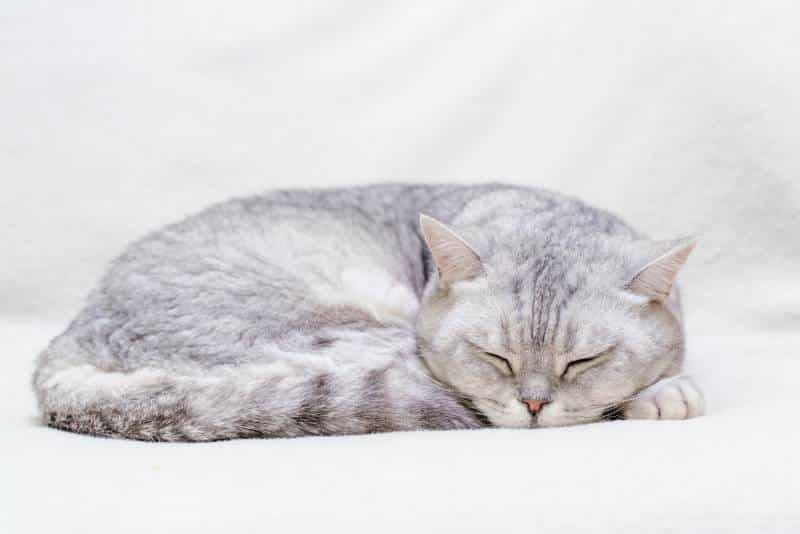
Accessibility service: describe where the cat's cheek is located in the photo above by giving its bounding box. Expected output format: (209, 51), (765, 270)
(535, 400), (605, 428)
(475, 398), (531, 428)
(535, 401), (577, 428)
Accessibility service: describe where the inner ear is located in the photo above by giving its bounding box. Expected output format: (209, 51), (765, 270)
(419, 214), (483, 287)
(628, 238), (696, 302)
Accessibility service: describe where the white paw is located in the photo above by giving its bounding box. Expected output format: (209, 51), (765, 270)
(623, 376), (704, 420)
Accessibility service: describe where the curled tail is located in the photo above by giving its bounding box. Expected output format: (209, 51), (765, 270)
(33, 335), (481, 442)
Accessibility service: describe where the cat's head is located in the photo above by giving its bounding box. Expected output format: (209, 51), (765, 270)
(415, 214), (695, 428)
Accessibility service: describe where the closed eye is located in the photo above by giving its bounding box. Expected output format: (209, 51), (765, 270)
(562, 347), (616, 379)
(484, 352), (514, 376)
(562, 356), (598, 376)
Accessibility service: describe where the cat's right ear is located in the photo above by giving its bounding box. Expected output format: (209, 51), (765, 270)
(419, 214), (483, 288)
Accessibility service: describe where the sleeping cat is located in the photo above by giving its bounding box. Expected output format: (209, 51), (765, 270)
(33, 183), (703, 441)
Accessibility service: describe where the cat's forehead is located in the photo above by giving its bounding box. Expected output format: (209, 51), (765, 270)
(455, 268), (624, 355)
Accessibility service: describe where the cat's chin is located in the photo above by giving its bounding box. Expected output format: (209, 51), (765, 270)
(472, 398), (607, 429)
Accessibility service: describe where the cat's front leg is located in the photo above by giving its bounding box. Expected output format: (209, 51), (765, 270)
(622, 376), (704, 420)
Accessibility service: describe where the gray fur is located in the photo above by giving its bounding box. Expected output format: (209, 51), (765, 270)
(33, 183), (695, 441)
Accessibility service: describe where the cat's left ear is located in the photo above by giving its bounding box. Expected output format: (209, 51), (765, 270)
(628, 238), (697, 302)
(419, 214), (484, 287)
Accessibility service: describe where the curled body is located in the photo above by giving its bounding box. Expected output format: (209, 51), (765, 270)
(33, 183), (702, 441)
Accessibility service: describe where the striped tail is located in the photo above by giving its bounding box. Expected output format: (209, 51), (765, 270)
(33, 335), (483, 442)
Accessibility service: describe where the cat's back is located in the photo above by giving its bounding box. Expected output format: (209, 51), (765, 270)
(106, 182), (520, 313)
(70, 185), (437, 365)
(63, 183), (636, 368)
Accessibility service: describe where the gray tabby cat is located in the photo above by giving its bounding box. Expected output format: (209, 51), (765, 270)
(33, 184), (703, 441)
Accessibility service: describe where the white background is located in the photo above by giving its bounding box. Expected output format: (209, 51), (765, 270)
(2, 2), (799, 533)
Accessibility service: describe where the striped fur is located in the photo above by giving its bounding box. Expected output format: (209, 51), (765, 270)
(33, 183), (697, 440)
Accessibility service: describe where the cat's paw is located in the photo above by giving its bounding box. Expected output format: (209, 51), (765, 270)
(622, 376), (704, 420)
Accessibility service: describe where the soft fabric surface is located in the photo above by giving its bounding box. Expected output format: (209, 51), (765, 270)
(2, 2), (798, 532)
(4, 320), (799, 532)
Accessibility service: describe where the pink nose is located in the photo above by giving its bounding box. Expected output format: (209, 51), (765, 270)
(522, 399), (549, 414)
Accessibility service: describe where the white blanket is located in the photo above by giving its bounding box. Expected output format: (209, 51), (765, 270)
(2, 2), (798, 532)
